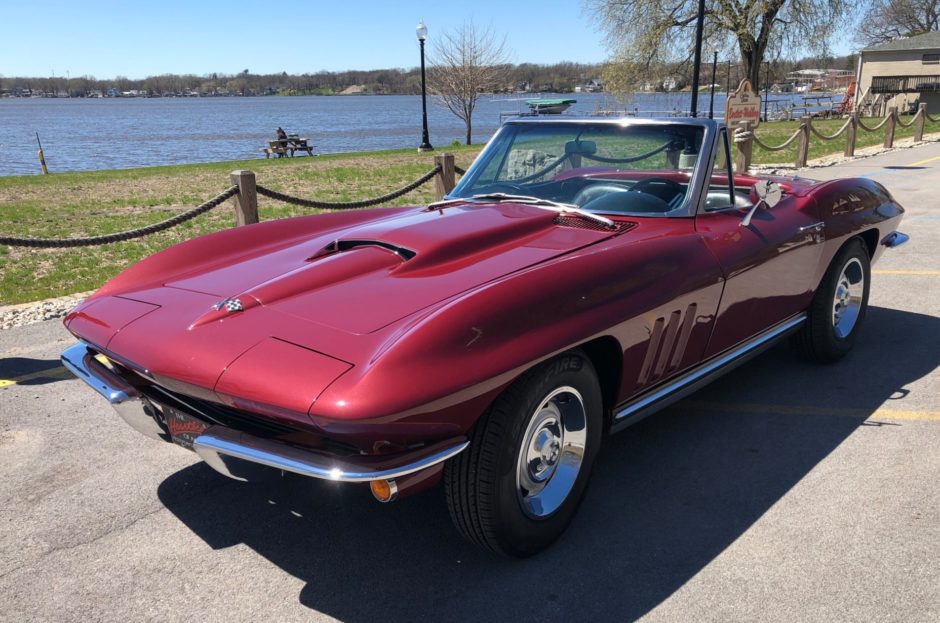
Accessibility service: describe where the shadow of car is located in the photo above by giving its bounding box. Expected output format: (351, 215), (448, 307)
(157, 305), (939, 620)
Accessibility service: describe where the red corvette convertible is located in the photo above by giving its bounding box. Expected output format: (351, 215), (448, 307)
(62, 118), (907, 556)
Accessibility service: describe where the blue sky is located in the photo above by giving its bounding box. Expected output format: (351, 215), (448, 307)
(0, 1), (610, 78)
(1, 1), (856, 79)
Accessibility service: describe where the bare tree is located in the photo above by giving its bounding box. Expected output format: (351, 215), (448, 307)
(585, 0), (856, 94)
(857, 0), (940, 46)
(429, 22), (510, 145)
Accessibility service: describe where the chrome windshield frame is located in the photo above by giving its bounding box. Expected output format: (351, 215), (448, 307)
(450, 117), (722, 219)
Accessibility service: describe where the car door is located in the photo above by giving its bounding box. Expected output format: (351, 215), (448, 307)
(697, 129), (825, 358)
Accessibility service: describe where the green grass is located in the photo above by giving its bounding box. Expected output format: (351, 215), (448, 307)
(0, 145), (481, 305)
(751, 114), (940, 165)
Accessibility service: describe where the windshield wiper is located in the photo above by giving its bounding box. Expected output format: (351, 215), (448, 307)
(470, 193), (616, 229)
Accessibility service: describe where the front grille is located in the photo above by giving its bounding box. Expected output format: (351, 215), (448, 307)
(94, 350), (361, 455)
(137, 382), (360, 456)
(142, 385), (299, 437)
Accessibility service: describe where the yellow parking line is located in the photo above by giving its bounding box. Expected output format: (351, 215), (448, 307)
(0, 365), (71, 388)
(684, 400), (940, 422)
(873, 269), (940, 276)
(906, 155), (940, 167)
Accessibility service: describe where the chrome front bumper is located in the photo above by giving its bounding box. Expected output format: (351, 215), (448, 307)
(61, 341), (468, 483)
(61, 341), (168, 441)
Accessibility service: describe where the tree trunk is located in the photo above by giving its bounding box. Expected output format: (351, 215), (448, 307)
(465, 120), (472, 145)
(738, 36), (764, 92)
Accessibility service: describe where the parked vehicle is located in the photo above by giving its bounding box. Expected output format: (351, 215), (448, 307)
(62, 118), (907, 556)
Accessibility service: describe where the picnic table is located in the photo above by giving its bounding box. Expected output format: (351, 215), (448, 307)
(261, 136), (314, 158)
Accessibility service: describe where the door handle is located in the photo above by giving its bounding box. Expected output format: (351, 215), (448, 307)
(799, 222), (826, 233)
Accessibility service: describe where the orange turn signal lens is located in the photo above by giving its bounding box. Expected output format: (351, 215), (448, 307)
(370, 479), (398, 503)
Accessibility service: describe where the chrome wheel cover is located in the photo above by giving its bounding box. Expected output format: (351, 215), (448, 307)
(515, 386), (587, 519)
(831, 257), (865, 339)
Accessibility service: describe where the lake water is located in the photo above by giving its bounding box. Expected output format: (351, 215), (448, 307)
(0, 91), (832, 176)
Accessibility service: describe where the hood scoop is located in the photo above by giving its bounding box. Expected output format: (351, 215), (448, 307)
(309, 239), (416, 262)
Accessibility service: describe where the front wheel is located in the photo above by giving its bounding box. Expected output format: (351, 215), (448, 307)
(444, 352), (603, 557)
(793, 238), (871, 363)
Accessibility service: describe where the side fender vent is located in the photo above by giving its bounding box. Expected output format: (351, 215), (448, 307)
(636, 303), (698, 387)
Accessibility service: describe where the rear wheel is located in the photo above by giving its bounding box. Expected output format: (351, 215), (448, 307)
(444, 352), (603, 557)
(793, 238), (871, 363)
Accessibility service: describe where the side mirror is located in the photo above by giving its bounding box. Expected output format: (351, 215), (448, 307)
(741, 180), (782, 227)
(754, 180), (782, 207)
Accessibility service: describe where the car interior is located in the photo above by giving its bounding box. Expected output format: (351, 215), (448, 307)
(453, 124), (758, 216)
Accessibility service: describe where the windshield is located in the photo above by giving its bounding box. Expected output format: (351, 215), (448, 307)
(452, 122), (706, 217)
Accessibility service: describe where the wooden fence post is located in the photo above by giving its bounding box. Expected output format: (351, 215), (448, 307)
(845, 113), (858, 157)
(733, 124), (753, 173)
(434, 153), (456, 200)
(230, 170), (258, 226)
(884, 107), (897, 148)
(795, 116), (812, 168)
(914, 103), (927, 142)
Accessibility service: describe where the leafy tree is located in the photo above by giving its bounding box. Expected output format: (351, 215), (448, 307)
(585, 0), (856, 94)
(857, 0), (940, 46)
(428, 21), (510, 145)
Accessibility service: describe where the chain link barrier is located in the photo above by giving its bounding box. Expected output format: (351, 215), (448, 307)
(255, 166), (441, 210)
(0, 186), (239, 248)
(896, 110), (921, 129)
(582, 140), (676, 164)
(735, 125), (804, 152)
(454, 165), (467, 175)
(809, 117), (853, 142)
(857, 115), (891, 132)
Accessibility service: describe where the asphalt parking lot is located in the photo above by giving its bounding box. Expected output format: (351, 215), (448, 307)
(1, 144), (938, 622)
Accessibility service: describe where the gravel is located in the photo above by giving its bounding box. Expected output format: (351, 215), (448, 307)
(0, 291), (92, 330)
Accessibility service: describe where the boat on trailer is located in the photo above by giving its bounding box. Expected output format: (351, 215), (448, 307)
(526, 98), (576, 114)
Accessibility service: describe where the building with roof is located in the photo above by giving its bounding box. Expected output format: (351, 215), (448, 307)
(855, 31), (940, 115)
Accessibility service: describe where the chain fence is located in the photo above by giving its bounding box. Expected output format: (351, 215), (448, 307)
(1, 155), (471, 248)
(809, 117), (853, 141)
(857, 115), (891, 133)
(735, 103), (939, 171)
(0, 186), (238, 248)
(255, 165), (441, 210)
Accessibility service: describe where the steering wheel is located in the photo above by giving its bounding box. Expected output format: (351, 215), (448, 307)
(630, 177), (685, 205)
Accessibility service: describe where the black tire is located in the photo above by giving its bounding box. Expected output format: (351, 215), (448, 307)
(444, 351), (603, 557)
(793, 238), (871, 363)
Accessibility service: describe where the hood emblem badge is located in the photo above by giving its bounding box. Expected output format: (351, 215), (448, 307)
(214, 298), (244, 313)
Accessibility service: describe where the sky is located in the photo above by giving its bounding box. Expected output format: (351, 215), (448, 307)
(0, 1), (611, 79)
(1, 1), (858, 80)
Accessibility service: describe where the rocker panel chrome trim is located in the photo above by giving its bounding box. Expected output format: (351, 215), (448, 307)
(611, 314), (807, 432)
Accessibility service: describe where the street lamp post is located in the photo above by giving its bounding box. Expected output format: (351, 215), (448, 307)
(708, 49), (718, 119)
(763, 62), (771, 121)
(416, 20), (433, 152)
(689, 0), (706, 117)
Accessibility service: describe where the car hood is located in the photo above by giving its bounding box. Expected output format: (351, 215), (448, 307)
(66, 203), (624, 395)
(154, 202), (620, 335)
